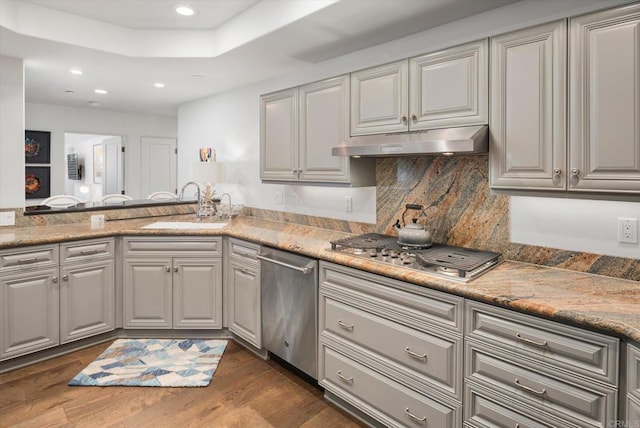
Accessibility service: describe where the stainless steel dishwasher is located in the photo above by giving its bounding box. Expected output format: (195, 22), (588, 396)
(257, 247), (318, 379)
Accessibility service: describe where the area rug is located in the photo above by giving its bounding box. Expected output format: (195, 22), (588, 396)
(69, 338), (227, 387)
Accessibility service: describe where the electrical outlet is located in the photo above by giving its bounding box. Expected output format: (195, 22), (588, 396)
(274, 192), (283, 205)
(0, 211), (15, 226)
(618, 218), (638, 244)
(91, 214), (105, 224)
(345, 196), (353, 212)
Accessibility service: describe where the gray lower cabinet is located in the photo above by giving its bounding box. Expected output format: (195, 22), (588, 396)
(0, 265), (60, 361)
(122, 237), (222, 329)
(627, 343), (640, 425)
(227, 238), (261, 348)
(59, 238), (115, 344)
(319, 262), (463, 427)
(0, 239), (115, 361)
(464, 300), (619, 427)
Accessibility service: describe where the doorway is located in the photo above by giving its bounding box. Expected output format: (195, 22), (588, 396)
(64, 133), (124, 202)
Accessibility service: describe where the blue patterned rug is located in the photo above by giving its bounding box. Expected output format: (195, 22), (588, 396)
(69, 339), (227, 387)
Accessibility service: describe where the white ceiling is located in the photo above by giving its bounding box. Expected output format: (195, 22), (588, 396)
(0, 0), (519, 117)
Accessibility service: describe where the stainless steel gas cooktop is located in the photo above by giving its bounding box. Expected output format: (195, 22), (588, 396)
(330, 233), (502, 282)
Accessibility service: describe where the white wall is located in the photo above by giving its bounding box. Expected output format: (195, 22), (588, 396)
(511, 197), (640, 259)
(0, 56), (25, 209)
(25, 103), (177, 201)
(178, 0), (634, 227)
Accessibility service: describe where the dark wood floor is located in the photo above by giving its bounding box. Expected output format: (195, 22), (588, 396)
(0, 340), (364, 427)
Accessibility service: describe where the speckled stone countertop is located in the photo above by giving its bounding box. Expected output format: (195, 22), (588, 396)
(1, 214), (639, 343)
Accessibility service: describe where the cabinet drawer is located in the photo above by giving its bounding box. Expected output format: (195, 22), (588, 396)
(464, 381), (572, 428)
(466, 341), (617, 427)
(320, 345), (460, 428)
(60, 238), (114, 264)
(465, 301), (618, 386)
(0, 244), (58, 274)
(628, 343), (640, 399)
(627, 394), (640, 426)
(228, 238), (260, 263)
(321, 262), (463, 333)
(322, 296), (461, 399)
(123, 237), (221, 257)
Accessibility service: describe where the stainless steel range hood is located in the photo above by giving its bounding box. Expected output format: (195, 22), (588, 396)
(332, 125), (488, 157)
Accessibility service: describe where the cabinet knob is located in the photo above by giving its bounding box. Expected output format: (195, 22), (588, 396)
(165, 266), (171, 272)
(411, 114), (417, 122)
(174, 266), (179, 273)
(62, 275), (69, 281)
(552, 168), (561, 178)
(401, 115), (407, 123)
(571, 168), (580, 177)
(52, 276), (58, 284)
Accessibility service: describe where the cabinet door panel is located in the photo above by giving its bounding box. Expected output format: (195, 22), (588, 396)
(351, 60), (408, 135)
(410, 40), (487, 130)
(1, 268), (59, 360)
(570, 4), (640, 192)
(260, 88), (298, 181)
(173, 258), (222, 329)
(490, 20), (567, 190)
(299, 75), (350, 183)
(60, 260), (114, 344)
(228, 259), (261, 347)
(123, 258), (172, 329)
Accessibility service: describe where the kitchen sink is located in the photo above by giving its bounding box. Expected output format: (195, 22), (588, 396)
(141, 221), (228, 230)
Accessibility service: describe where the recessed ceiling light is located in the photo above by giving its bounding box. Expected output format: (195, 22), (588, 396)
(191, 74), (204, 79)
(65, 90), (75, 94)
(88, 101), (100, 107)
(154, 82), (165, 88)
(70, 69), (83, 75)
(175, 4), (195, 16)
(94, 89), (108, 94)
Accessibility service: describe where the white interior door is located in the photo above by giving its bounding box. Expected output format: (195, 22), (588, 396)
(140, 137), (177, 197)
(103, 136), (123, 195)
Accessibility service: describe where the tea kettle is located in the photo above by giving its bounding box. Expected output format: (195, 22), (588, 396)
(393, 203), (432, 248)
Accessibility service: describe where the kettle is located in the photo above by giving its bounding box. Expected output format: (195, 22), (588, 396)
(393, 204), (432, 248)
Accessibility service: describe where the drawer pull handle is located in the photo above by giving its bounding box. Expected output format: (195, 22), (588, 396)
(515, 332), (547, 347)
(238, 252), (255, 259)
(18, 257), (38, 264)
(514, 378), (546, 396)
(337, 320), (354, 331)
(404, 407), (427, 424)
(80, 249), (99, 255)
(336, 370), (353, 384)
(405, 347), (428, 361)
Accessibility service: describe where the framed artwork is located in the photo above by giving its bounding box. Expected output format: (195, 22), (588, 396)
(25, 130), (51, 164)
(25, 166), (51, 199)
(93, 144), (104, 184)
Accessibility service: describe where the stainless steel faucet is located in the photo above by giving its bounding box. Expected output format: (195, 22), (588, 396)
(220, 192), (232, 220)
(179, 181), (201, 220)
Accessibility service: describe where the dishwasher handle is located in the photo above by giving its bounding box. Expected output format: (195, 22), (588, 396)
(256, 254), (315, 274)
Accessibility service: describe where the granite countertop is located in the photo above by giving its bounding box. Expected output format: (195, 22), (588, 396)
(1, 214), (639, 343)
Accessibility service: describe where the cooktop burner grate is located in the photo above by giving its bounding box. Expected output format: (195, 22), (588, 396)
(415, 246), (501, 271)
(329, 233), (502, 282)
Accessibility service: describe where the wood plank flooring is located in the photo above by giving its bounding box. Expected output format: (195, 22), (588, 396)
(0, 340), (364, 427)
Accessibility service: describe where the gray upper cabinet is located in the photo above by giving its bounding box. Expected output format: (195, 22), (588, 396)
(260, 76), (375, 186)
(489, 20), (567, 190)
(351, 40), (488, 136)
(569, 3), (640, 193)
(491, 3), (640, 194)
(409, 39), (488, 130)
(350, 60), (409, 136)
(260, 88), (298, 182)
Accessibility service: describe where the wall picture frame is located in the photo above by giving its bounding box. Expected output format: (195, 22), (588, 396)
(25, 130), (51, 164)
(93, 144), (104, 184)
(25, 166), (51, 199)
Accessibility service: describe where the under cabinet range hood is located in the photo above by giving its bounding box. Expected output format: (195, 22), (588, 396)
(332, 125), (488, 157)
